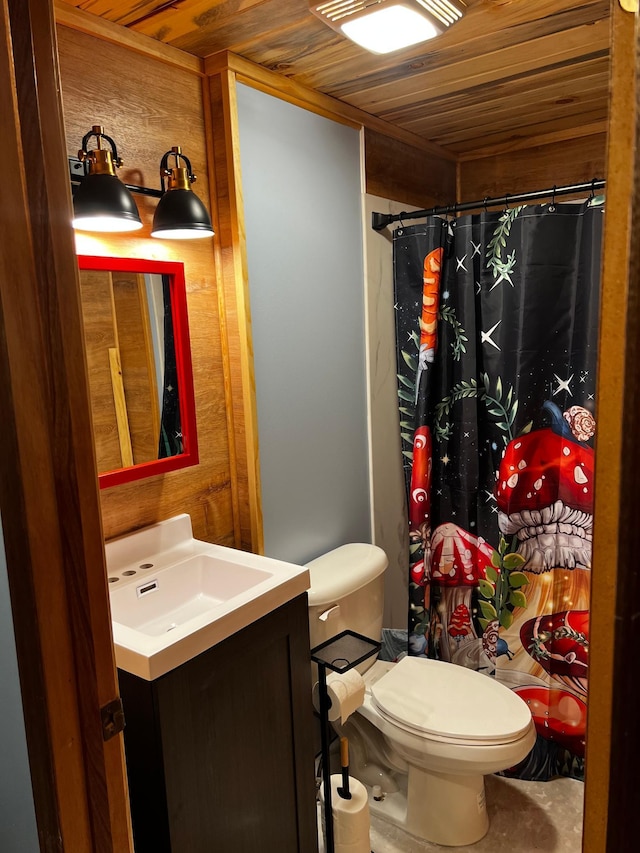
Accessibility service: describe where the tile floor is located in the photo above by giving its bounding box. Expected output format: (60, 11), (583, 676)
(320, 775), (584, 852)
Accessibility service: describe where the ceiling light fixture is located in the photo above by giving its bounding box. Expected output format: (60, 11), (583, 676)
(151, 147), (214, 240)
(309, 0), (465, 54)
(72, 126), (143, 233)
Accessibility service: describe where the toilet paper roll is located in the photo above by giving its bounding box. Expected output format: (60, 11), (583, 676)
(320, 774), (370, 853)
(312, 670), (366, 724)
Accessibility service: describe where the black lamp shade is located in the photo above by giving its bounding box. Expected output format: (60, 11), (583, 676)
(151, 188), (214, 239)
(72, 173), (142, 232)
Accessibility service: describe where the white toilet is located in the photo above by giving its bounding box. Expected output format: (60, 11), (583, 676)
(307, 544), (536, 847)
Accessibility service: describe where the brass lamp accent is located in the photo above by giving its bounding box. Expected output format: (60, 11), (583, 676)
(151, 146), (214, 240)
(72, 126), (143, 232)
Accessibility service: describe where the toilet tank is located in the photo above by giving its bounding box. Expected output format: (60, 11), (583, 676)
(307, 543), (388, 674)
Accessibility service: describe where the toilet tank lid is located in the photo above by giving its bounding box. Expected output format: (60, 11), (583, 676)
(306, 543), (388, 607)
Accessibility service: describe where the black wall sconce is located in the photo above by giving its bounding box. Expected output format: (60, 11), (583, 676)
(70, 125), (214, 240)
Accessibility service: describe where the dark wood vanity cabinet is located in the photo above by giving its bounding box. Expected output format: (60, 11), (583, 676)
(118, 593), (318, 853)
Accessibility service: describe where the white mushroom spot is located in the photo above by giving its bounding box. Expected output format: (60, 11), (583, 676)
(518, 459), (527, 470)
(583, 487), (589, 494)
(502, 481), (506, 490)
(514, 442), (522, 450)
(533, 478), (543, 491)
(574, 466), (588, 485)
(507, 473), (519, 488)
(509, 465), (514, 471)
(563, 446), (571, 456)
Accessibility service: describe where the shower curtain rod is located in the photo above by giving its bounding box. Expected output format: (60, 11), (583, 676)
(370, 178), (606, 232)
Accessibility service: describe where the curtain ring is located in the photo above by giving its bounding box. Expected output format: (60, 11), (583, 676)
(483, 196), (489, 213)
(550, 185), (557, 211)
(503, 193), (510, 212)
(589, 179), (597, 201)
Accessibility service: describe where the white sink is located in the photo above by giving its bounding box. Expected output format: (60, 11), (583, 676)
(106, 514), (310, 680)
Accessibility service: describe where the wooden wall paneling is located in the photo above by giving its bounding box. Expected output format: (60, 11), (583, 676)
(206, 66), (264, 553)
(57, 24), (237, 547)
(584, 3), (637, 850)
(457, 134), (607, 202)
(0, 0), (132, 849)
(364, 129), (457, 208)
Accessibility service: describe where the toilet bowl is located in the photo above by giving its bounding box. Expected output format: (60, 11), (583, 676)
(307, 544), (536, 847)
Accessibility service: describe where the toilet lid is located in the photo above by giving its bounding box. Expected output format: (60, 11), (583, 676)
(370, 657), (532, 744)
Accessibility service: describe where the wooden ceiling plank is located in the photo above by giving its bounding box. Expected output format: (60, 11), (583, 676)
(143, 0), (307, 52)
(294, 1), (609, 94)
(396, 72), (610, 135)
(426, 97), (609, 148)
(443, 106), (610, 154)
(457, 121), (608, 161)
(379, 59), (609, 126)
(340, 21), (610, 113)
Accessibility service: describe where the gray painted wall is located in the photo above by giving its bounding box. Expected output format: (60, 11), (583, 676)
(0, 516), (39, 851)
(237, 83), (371, 565)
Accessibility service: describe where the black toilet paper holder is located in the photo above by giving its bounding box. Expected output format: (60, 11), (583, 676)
(311, 630), (380, 853)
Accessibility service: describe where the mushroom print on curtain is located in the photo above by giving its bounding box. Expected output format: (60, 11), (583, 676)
(393, 198), (604, 781)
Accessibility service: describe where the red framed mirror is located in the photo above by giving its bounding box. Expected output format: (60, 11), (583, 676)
(77, 255), (198, 488)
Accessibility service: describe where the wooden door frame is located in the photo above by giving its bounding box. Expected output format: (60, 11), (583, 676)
(0, 0), (132, 850)
(1, 0), (639, 851)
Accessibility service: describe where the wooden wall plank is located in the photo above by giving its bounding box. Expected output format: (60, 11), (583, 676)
(206, 69), (263, 552)
(458, 134), (607, 201)
(57, 24), (237, 546)
(364, 129), (456, 208)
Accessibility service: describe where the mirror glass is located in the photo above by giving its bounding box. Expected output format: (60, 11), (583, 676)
(77, 256), (198, 488)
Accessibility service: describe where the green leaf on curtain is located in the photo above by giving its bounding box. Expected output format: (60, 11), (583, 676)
(519, 420), (533, 435)
(399, 407), (413, 416)
(488, 408), (504, 417)
(478, 618), (490, 632)
(507, 571), (529, 587)
(410, 542), (422, 554)
(479, 601), (498, 620)
(397, 373), (414, 389)
(496, 421), (509, 430)
(398, 389), (415, 403)
(399, 420), (414, 429)
(503, 553), (526, 569)
(485, 565), (499, 582)
(478, 579), (494, 599)
(402, 451), (414, 461)
(496, 377), (503, 400)
(402, 351), (417, 371)
(509, 590), (527, 609)
(491, 551), (502, 569)
(499, 609), (514, 629)
(499, 536), (508, 555)
(401, 432), (414, 443)
(482, 372), (490, 392)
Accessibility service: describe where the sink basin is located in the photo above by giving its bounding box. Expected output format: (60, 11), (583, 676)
(106, 514), (310, 680)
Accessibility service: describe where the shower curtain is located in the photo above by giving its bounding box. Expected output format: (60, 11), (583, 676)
(394, 199), (603, 781)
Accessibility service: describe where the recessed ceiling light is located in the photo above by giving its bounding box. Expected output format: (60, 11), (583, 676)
(309, 0), (465, 54)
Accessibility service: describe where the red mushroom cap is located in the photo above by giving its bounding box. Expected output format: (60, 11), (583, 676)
(430, 523), (496, 586)
(495, 429), (594, 517)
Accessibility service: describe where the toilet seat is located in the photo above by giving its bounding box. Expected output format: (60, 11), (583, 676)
(370, 656), (532, 745)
